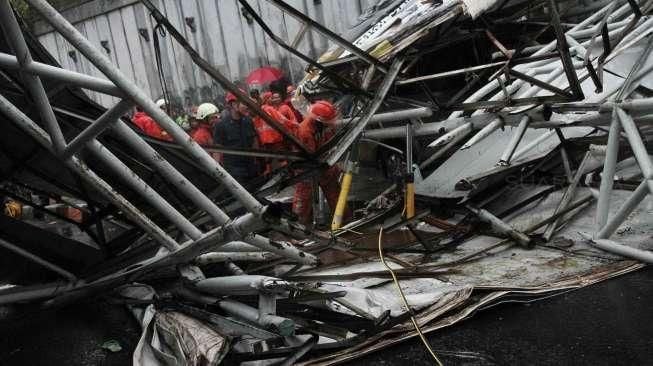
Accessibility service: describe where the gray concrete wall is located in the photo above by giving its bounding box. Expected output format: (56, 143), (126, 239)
(35, 0), (374, 108)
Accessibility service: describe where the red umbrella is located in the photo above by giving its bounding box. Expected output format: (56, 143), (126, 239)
(246, 66), (284, 87)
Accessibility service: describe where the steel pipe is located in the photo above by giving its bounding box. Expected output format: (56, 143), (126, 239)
(585, 236), (653, 263)
(467, 205), (531, 247)
(420, 127), (470, 169)
(616, 107), (653, 179)
(195, 252), (276, 264)
(266, 0), (388, 73)
(0, 282), (74, 305)
(511, 130), (556, 161)
(427, 122), (473, 148)
(0, 0), (66, 154)
(194, 275), (291, 296)
(218, 299), (295, 336)
(0, 52), (122, 96)
(62, 99), (134, 159)
(597, 179), (651, 239)
(0, 237), (77, 280)
(596, 109), (622, 230)
(543, 152), (593, 241)
(195, 252), (279, 265)
(460, 118), (503, 150)
(84, 139), (203, 242)
(207, 241), (262, 252)
(0, 92), (180, 251)
(323, 58), (404, 165)
(338, 107), (433, 126)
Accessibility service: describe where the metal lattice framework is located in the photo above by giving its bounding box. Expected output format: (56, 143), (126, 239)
(0, 0), (319, 305)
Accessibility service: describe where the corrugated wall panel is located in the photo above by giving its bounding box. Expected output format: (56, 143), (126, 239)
(37, 0), (369, 107)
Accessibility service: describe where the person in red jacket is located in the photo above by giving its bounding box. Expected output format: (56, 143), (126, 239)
(191, 102), (219, 146)
(131, 106), (151, 132)
(270, 92), (297, 128)
(253, 96), (295, 174)
(292, 100), (350, 225)
(131, 105), (172, 141)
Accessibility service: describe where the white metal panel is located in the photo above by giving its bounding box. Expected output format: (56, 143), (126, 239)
(146, 0), (183, 100)
(83, 17), (118, 106)
(196, 0), (230, 99)
(179, 0), (209, 104)
(282, 0), (313, 80)
(38, 33), (58, 63)
(162, 0), (197, 103)
(216, 0), (252, 81)
(106, 9), (138, 86)
(131, 3), (164, 100)
(36, 0), (367, 106)
(121, 6), (153, 98)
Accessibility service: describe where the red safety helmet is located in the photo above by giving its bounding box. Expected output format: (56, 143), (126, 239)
(226, 88), (248, 104)
(309, 100), (338, 123)
(225, 92), (237, 104)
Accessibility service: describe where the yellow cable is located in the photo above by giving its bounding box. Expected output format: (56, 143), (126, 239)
(378, 227), (443, 366)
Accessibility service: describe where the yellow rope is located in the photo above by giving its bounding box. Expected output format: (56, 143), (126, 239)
(377, 227), (443, 366)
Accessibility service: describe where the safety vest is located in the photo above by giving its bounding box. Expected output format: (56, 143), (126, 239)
(254, 105), (285, 145)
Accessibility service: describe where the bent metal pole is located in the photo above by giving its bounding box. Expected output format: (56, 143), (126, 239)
(23, 0), (265, 216)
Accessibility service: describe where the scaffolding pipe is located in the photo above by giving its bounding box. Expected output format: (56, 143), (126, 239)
(194, 275), (290, 296)
(543, 151), (592, 241)
(597, 179), (651, 238)
(511, 130), (556, 161)
(0, 92), (180, 251)
(0, 52), (123, 96)
(266, 0), (388, 73)
(616, 107), (653, 179)
(338, 107), (433, 126)
(0, 0), (66, 154)
(0, 282), (74, 305)
(61, 99), (134, 159)
(218, 299), (295, 336)
(596, 109), (622, 230)
(450, 0), (630, 119)
(585, 236), (653, 263)
(85, 139), (204, 240)
(195, 252), (277, 264)
(460, 118), (503, 150)
(324, 58), (404, 165)
(25, 0), (265, 217)
(0, 237), (77, 281)
(427, 122), (473, 148)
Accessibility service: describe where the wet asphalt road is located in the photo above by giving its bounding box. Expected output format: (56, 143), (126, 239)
(0, 266), (651, 365)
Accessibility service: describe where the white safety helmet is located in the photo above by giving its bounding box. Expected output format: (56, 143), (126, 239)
(155, 99), (167, 108)
(195, 103), (219, 120)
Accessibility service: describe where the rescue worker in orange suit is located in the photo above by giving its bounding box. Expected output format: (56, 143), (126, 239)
(131, 101), (172, 141)
(253, 93), (297, 174)
(132, 105), (152, 132)
(292, 100), (351, 225)
(191, 103), (219, 145)
(270, 92), (297, 127)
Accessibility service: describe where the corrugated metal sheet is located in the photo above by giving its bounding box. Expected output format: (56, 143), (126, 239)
(35, 0), (371, 107)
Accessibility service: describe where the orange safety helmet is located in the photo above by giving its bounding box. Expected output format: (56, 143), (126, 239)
(309, 100), (338, 123)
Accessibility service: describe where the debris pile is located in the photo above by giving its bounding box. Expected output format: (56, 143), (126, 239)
(0, 0), (652, 364)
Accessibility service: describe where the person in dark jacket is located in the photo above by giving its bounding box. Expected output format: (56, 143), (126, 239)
(213, 92), (259, 182)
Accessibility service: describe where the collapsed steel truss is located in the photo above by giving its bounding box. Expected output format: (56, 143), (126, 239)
(0, 0), (320, 305)
(0, 0), (653, 362)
